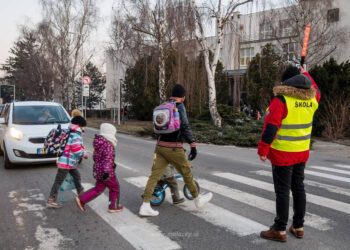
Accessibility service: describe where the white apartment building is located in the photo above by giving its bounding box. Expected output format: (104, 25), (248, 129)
(235, 0), (349, 70)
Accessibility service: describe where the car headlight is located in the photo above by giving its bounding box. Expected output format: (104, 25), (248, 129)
(9, 127), (24, 141)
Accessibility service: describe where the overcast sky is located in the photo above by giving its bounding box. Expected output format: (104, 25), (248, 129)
(0, 0), (115, 77)
(0, 0), (283, 77)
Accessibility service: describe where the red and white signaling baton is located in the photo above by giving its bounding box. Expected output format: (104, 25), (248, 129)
(300, 25), (311, 67)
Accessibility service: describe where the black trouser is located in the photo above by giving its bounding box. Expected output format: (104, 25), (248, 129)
(272, 162), (306, 231)
(49, 168), (84, 199)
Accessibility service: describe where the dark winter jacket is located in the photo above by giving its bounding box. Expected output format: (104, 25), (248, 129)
(157, 100), (196, 147)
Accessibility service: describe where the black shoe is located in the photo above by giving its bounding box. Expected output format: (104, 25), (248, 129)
(173, 198), (185, 204)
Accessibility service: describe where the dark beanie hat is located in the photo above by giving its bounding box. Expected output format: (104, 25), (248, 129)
(283, 74), (312, 89)
(71, 116), (87, 127)
(281, 66), (300, 82)
(171, 84), (186, 98)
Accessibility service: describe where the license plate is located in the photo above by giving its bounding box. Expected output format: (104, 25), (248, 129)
(37, 148), (45, 154)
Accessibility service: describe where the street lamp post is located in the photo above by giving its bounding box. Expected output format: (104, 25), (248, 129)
(119, 78), (124, 124)
(113, 78), (121, 126)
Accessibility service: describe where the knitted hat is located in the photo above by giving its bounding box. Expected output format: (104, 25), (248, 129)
(281, 66), (300, 82)
(171, 84), (186, 98)
(71, 116), (87, 127)
(283, 74), (312, 89)
(100, 123), (117, 147)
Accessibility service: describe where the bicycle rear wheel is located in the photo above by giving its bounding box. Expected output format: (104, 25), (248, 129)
(150, 186), (166, 206)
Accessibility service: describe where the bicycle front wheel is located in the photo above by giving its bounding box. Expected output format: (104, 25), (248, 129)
(183, 180), (200, 200)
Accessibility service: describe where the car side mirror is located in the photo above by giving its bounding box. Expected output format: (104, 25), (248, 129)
(0, 118), (5, 124)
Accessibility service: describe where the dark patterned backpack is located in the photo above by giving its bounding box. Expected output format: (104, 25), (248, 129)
(44, 125), (71, 156)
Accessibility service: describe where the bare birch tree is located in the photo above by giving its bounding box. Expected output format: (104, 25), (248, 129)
(118, 0), (172, 103)
(189, 0), (253, 127)
(40, 0), (98, 109)
(36, 22), (61, 100)
(109, 12), (140, 67)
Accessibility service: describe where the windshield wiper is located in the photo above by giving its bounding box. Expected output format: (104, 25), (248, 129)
(13, 122), (34, 125)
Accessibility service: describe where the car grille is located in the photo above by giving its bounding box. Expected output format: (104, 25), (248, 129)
(13, 149), (56, 159)
(29, 137), (46, 144)
(26, 154), (57, 159)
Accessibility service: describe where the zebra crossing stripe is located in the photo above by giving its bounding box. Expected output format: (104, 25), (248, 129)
(197, 178), (332, 231)
(305, 170), (350, 183)
(213, 172), (350, 216)
(118, 162), (140, 173)
(333, 164), (350, 169)
(251, 170), (350, 197)
(124, 176), (268, 237)
(80, 183), (181, 250)
(309, 166), (350, 176)
(251, 169), (350, 184)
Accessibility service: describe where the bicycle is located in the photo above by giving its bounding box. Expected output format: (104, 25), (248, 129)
(150, 173), (200, 206)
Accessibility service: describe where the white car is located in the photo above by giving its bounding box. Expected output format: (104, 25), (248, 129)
(0, 101), (71, 169)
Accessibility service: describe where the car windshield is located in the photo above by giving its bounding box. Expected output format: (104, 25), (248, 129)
(12, 105), (70, 125)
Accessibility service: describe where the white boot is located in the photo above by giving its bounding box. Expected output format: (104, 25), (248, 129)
(139, 202), (159, 217)
(194, 192), (213, 209)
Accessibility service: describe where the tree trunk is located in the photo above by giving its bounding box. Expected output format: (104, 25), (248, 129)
(208, 77), (222, 127)
(190, 0), (222, 127)
(233, 74), (240, 107)
(203, 50), (222, 127)
(158, 39), (166, 103)
(157, 0), (167, 103)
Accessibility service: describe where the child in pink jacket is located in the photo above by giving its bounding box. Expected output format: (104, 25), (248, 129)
(75, 123), (122, 212)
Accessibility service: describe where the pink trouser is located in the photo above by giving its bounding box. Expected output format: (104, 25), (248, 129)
(79, 175), (120, 209)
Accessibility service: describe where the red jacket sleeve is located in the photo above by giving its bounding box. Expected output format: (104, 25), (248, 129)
(303, 72), (321, 102)
(257, 97), (287, 156)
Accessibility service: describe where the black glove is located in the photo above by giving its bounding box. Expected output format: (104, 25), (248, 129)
(188, 147), (197, 161)
(102, 172), (110, 181)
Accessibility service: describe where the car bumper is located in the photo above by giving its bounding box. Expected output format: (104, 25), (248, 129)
(5, 137), (57, 164)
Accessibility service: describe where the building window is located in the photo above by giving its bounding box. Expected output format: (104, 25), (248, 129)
(282, 42), (297, 62)
(260, 23), (273, 40)
(327, 8), (339, 23)
(240, 47), (254, 66)
(279, 19), (294, 37)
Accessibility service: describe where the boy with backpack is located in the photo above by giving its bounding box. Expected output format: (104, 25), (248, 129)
(139, 84), (213, 217)
(46, 116), (88, 208)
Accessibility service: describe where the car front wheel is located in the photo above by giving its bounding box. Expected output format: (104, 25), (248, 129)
(3, 144), (14, 169)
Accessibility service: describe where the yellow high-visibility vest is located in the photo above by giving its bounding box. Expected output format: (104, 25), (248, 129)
(271, 95), (318, 152)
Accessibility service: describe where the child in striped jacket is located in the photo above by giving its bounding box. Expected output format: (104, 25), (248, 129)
(47, 116), (88, 208)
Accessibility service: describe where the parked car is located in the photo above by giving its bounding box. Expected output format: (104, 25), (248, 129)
(0, 101), (71, 169)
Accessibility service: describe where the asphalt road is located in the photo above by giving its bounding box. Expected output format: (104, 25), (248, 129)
(1, 127), (350, 250)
